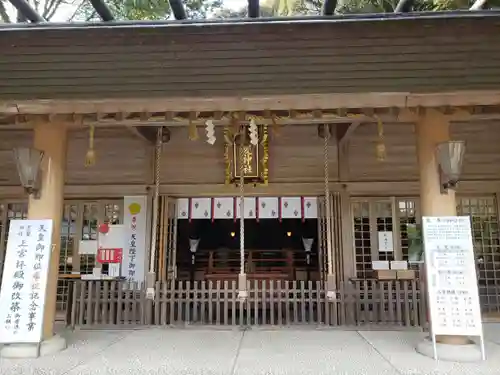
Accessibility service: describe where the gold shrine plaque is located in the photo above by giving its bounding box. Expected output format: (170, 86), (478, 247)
(224, 125), (269, 186)
(233, 143), (260, 180)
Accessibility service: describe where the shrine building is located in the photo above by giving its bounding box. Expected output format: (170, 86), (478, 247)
(0, 0), (500, 358)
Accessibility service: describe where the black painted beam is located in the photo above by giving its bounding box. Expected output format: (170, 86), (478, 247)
(394, 0), (414, 12)
(169, 0), (187, 20)
(322, 0), (337, 15)
(90, 0), (114, 21)
(470, 0), (488, 10)
(248, 0), (259, 18)
(8, 0), (44, 22)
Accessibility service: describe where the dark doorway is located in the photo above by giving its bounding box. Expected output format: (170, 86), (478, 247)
(176, 219), (319, 281)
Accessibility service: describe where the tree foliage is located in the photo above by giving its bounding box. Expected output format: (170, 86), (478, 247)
(71, 0), (222, 21)
(0, 0), (72, 22)
(1, 0), (498, 25)
(269, 0), (497, 14)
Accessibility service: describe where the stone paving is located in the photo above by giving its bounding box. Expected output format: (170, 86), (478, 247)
(2, 324), (500, 375)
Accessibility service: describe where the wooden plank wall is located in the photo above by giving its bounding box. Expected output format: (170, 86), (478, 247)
(347, 120), (500, 182)
(2, 18), (500, 100)
(0, 120), (499, 189)
(270, 126), (338, 183)
(0, 128), (152, 186)
(161, 127), (224, 184)
(65, 128), (152, 185)
(160, 125), (338, 185)
(451, 120), (500, 180)
(348, 123), (418, 182)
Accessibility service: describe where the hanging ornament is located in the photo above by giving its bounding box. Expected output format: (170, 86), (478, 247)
(84, 124), (96, 167)
(98, 223), (109, 234)
(248, 117), (259, 146)
(188, 119), (198, 141)
(205, 119), (216, 145)
(260, 125), (269, 186)
(223, 126), (231, 185)
(375, 115), (386, 162)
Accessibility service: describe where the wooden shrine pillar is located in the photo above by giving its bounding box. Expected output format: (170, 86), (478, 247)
(28, 122), (68, 346)
(415, 109), (468, 347)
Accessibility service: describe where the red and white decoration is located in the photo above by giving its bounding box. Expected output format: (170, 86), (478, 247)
(176, 197), (318, 220)
(97, 248), (123, 264)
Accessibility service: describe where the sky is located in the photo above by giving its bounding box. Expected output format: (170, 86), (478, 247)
(5, 0), (251, 21)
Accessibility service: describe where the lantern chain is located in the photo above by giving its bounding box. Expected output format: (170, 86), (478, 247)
(324, 124), (333, 276)
(239, 127), (245, 276)
(149, 127), (163, 275)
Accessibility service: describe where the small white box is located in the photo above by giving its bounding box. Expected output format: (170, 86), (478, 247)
(390, 260), (408, 270)
(108, 263), (121, 277)
(372, 261), (390, 270)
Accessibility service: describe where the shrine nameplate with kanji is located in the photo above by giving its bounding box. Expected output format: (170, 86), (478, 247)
(0, 219), (54, 344)
(422, 216), (485, 359)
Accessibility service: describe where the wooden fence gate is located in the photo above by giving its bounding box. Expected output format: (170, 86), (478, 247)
(66, 279), (426, 330)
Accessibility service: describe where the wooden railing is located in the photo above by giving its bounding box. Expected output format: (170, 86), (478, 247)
(65, 279), (426, 330)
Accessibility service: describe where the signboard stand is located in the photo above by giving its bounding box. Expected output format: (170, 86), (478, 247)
(0, 219), (67, 358)
(420, 216), (485, 362)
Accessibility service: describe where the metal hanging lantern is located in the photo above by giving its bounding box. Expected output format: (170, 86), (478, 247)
(13, 147), (44, 198)
(436, 141), (466, 193)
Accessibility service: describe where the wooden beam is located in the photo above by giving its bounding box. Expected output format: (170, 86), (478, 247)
(322, 0), (337, 15)
(248, 0), (259, 17)
(470, 0), (488, 10)
(90, 0), (115, 21)
(169, 0), (187, 19)
(1, 180), (499, 199)
(4, 90), (500, 116)
(126, 126), (152, 143)
(336, 124), (352, 181)
(337, 122), (361, 147)
(394, 0), (414, 12)
(8, 0), (44, 22)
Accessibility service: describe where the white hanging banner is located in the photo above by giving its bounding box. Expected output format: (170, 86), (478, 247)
(177, 196), (319, 220)
(303, 197), (318, 219)
(213, 197), (234, 219)
(422, 216), (485, 360)
(190, 198), (211, 219)
(176, 198), (189, 219)
(235, 197), (257, 219)
(378, 231), (394, 252)
(281, 197), (302, 219)
(0, 219), (54, 344)
(123, 196), (149, 283)
(258, 197), (279, 219)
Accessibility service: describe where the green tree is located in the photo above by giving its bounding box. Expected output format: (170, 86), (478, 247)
(269, 0), (496, 15)
(0, 0), (71, 23)
(212, 4), (276, 18)
(71, 0), (223, 21)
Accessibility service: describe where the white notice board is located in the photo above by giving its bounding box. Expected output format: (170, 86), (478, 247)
(378, 231), (394, 252)
(422, 216), (484, 359)
(0, 219), (54, 344)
